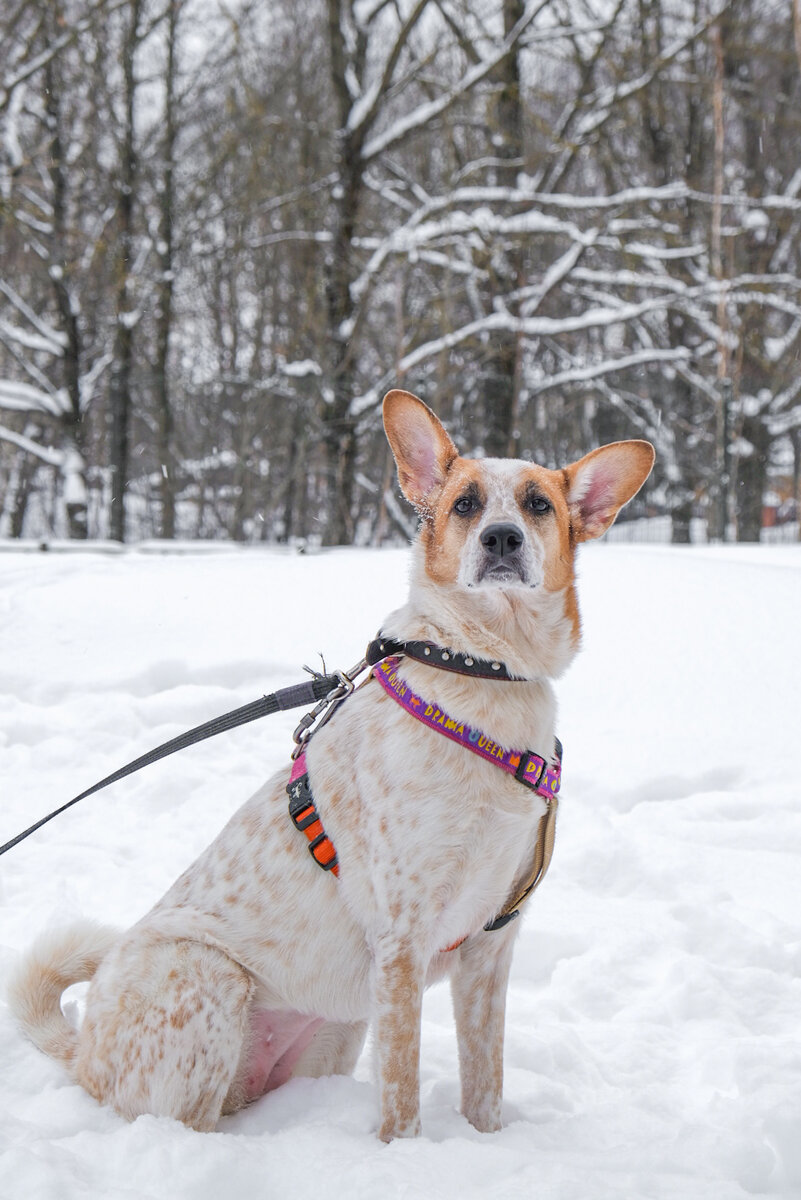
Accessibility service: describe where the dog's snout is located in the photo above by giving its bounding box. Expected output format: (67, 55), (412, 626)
(480, 523), (524, 559)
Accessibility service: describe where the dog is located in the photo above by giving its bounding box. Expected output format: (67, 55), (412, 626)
(9, 390), (654, 1140)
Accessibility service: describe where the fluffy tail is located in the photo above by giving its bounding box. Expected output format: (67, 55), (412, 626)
(7, 921), (120, 1067)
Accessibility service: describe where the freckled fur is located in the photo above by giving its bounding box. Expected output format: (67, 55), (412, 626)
(8, 389), (653, 1140)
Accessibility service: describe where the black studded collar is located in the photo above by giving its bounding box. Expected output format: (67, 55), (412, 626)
(365, 634), (525, 681)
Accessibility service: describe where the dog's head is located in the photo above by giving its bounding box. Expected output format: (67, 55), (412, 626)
(383, 389), (654, 668)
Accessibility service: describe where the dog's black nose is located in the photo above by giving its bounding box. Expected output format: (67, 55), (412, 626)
(480, 523), (524, 558)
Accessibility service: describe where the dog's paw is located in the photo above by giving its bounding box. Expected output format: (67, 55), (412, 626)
(378, 1115), (422, 1142)
(463, 1099), (503, 1134)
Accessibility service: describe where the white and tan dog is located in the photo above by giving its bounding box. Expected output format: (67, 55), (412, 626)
(9, 391), (654, 1140)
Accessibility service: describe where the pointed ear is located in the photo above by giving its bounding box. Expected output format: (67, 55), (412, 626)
(383, 390), (458, 510)
(565, 440), (655, 542)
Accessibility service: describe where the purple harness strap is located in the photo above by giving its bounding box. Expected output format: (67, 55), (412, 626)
(372, 656), (561, 798)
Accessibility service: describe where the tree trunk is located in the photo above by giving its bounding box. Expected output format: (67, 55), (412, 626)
(322, 4), (364, 546)
(8, 430), (40, 538)
(670, 496), (693, 544)
(45, 51), (88, 539)
(154, 0), (179, 540)
(792, 427), (801, 541)
(483, 0), (524, 459)
(735, 414), (769, 542)
(109, 0), (141, 543)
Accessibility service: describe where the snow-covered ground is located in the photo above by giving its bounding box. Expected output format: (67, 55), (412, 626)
(0, 541), (799, 1200)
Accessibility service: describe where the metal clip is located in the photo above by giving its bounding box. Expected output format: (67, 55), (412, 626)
(291, 657), (368, 758)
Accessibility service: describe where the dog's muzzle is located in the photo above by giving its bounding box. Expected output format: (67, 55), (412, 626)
(478, 522), (528, 583)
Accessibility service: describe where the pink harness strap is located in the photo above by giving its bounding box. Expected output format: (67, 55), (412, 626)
(372, 656), (561, 798)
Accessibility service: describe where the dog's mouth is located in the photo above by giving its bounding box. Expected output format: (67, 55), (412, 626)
(477, 557), (529, 586)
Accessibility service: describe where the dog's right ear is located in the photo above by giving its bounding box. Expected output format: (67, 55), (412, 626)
(383, 390), (458, 510)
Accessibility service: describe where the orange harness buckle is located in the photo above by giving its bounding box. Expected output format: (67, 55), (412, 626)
(288, 767), (339, 875)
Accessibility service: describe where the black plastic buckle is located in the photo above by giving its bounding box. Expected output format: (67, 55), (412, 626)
(308, 831), (339, 872)
(514, 752), (545, 790)
(287, 773), (317, 829)
(484, 910), (520, 933)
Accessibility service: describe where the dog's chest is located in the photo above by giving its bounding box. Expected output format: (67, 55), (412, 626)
(306, 680), (548, 950)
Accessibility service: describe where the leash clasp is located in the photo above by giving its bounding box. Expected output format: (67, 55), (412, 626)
(291, 657), (367, 758)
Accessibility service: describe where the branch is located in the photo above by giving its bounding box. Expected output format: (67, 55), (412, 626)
(0, 317), (65, 356)
(346, 0), (431, 144)
(360, 0), (551, 162)
(396, 293), (689, 377)
(0, 0), (131, 112)
(526, 347), (694, 394)
(0, 280), (68, 350)
(350, 196), (596, 307)
(571, 1), (735, 144)
(0, 378), (67, 417)
(519, 237), (596, 316)
(0, 423), (63, 466)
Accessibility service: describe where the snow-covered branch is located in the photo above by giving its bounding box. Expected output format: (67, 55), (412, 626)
(0, 0), (131, 113)
(0, 281), (68, 352)
(0, 423), (63, 466)
(0, 379), (68, 418)
(526, 347), (694, 395)
(346, 0), (430, 140)
(360, 0), (551, 162)
(572, 1), (735, 143)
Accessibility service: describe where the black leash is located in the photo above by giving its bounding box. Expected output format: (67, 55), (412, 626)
(1, 635), (524, 860)
(0, 672), (344, 859)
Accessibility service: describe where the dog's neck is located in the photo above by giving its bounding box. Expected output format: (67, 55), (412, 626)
(382, 542), (580, 683)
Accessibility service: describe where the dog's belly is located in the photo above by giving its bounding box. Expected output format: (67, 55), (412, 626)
(241, 1009), (324, 1102)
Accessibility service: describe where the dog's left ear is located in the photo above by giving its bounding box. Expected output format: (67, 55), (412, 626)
(564, 440), (655, 541)
(383, 390), (458, 510)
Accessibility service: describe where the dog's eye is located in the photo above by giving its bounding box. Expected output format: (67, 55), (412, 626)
(526, 494), (551, 515)
(453, 495), (477, 517)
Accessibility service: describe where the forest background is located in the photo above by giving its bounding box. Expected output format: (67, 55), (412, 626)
(1, 0), (800, 547)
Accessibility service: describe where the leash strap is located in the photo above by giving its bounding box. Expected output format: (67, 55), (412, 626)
(0, 674), (343, 858)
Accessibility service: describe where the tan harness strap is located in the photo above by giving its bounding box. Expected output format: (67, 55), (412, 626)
(493, 795), (559, 925)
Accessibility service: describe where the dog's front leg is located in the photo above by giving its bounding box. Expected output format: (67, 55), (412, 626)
(450, 928), (517, 1133)
(373, 936), (426, 1141)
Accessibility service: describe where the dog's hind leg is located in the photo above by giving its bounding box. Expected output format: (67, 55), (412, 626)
(223, 1013), (368, 1114)
(292, 1018), (368, 1079)
(75, 935), (254, 1131)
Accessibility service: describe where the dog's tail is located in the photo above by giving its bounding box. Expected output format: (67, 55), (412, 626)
(7, 921), (120, 1067)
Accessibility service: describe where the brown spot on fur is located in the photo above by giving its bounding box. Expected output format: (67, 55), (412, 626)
(241, 808), (263, 840)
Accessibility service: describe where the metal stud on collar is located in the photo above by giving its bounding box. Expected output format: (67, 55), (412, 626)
(365, 634), (527, 681)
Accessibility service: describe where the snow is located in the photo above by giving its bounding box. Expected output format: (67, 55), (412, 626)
(1, 541), (800, 1199)
(0, 380), (67, 418)
(118, 309), (142, 331)
(280, 359), (322, 378)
